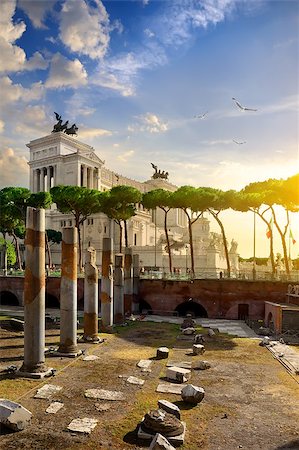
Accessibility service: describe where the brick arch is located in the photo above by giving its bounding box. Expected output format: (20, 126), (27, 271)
(174, 300), (208, 318)
(0, 290), (20, 306)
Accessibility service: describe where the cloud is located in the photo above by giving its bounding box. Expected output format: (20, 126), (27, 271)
(46, 53), (88, 88)
(92, 69), (134, 96)
(0, 119), (4, 133)
(0, 1), (48, 73)
(0, 77), (45, 106)
(59, 0), (110, 60)
(117, 150), (134, 162)
(129, 113), (168, 134)
(78, 127), (112, 139)
(18, 0), (56, 29)
(0, 147), (28, 188)
(144, 28), (155, 38)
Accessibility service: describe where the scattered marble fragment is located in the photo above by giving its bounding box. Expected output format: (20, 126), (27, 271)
(126, 376), (145, 386)
(34, 384), (62, 399)
(83, 355), (99, 361)
(181, 384), (205, 404)
(95, 402), (111, 412)
(137, 359), (152, 369)
(149, 432), (176, 450)
(84, 389), (125, 401)
(166, 366), (191, 383)
(46, 402), (64, 414)
(141, 368), (152, 373)
(193, 360), (211, 370)
(0, 399), (32, 431)
(156, 384), (183, 395)
(193, 344), (205, 355)
(67, 417), (98, 434)
(156, 347), (169, 359)
(208, 329), (215, 337)
(182, 327), (196, 335)
(158, 400), (181, 419)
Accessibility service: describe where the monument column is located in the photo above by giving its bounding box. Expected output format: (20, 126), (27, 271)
(39, 168), (44, 192)
(46, 167), (51, 192)
(101, 238), (114, 330)
(83, 165), (87, 187)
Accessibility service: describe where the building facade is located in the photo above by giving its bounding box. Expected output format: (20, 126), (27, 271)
(27, 132), (238, 275)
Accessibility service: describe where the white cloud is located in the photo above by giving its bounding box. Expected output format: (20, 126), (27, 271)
(0, 147), (28, 188)
(0, 1), (48, 73)
(0, 119), (4, 133)
(25, 52), (49, 71)
(117, 150), (134, 162)
(0, 77), (44, 106)
(78, 127), (112, 139)
(18, 0), (56, 29)
(46, 53), (88, 89)
(129, 113), (168, 134)
(92, 69), (134, 96)
(59, 0), (110, 60)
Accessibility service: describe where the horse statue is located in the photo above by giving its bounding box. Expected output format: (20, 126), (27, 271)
(52, 113), (78, 135)
(65, 124), (78, 136)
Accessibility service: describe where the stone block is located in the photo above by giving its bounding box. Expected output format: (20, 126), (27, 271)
(84, 389), (125, 401)
(193, 360), (211, 370)
(166, 366), (191, 383)
(157, 400), (181, 419)
(181, 384), (205, 404)
(46, 402), (64, 414)
(126, 376), (145, 386)
(208, 328), (215, 337)
(156, 384), (183, 395)
(34, 384), (62, 399)
(193, 344), (205, 355)
(137, 359), (152, 369)
(182, 327), (196, 335)
(149, 432), (176, 450)
(0, 399), (32, 431)
(67, 417), (98, 434)
(156, 347), (169, 359)
(166, 361), (192, 369)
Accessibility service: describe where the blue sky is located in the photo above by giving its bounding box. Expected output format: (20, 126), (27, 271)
(0, 0), (298, 257)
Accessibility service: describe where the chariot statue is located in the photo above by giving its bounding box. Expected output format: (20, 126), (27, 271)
(151, 163), (169, 180)
(52, 112), (78, 136)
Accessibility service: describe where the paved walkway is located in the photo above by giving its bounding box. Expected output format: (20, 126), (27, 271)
(141, 315), (258, 338)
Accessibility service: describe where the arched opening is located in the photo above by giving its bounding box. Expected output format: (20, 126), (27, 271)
(175, 300), (208, 318)
(139, 299), (153, 314)
(45, 293), (60, 308)
(0, 291), (19, 306)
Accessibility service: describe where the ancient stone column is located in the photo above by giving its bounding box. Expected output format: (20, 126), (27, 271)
(101, 238), (113, 329)
(83, 165), (87, 187)
(124, 247), (133, 315)
(19, 207), (52, 377)
(39, 168), (44, 192)
(114, 254), (124, 324)
(58, 227), (80, 356)
(132, 253), (140, 313)
(83, 247), (100, 342)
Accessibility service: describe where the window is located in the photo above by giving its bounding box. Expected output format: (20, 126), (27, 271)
(104, 225), (107, 234)
(87, 218), (94, 225)
(134, 233), (137, 246)
(69, 220), (72, 226)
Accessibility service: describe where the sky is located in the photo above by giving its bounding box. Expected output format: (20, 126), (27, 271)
(0, 0), (298, 258)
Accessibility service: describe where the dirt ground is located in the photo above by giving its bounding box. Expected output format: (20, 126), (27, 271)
(0, 320), (299, 450)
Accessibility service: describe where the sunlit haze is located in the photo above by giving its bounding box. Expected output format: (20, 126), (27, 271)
(0, 0), (298, 258)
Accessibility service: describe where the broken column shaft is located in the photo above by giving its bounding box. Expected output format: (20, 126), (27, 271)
(124, 247), (133, 315)
(101, 238), (113, 329)
(114, 254), (124, 324)
(58, 227), (80, 355)
(83, 247), (99, 341)
(132, 253), (140, 313)
(19, 207), (52, 377)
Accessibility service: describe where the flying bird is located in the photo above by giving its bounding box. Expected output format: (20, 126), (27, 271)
(233, 139), (246, 145)
(232, 98), (257, 112)
(194, 111), (208, 119)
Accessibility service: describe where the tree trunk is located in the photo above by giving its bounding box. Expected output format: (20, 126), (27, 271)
(118, 221), (123, 252)
(255, 210), (275, 276)
(76, 219), (83, 271)
(12, 232), (22, 270)
(45, 232), (53, 268)
(271, 207), (290, 275)
(124, 220), (128, 247)
(163, 209), (172, 274)
(210, 210), (231, 278)
(187, 216), (195, 276)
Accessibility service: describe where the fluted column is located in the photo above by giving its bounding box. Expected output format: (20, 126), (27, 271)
(124, 247), (133, 315)
(46, 167), (51, 192)
(114, 254), (124, 324)
(39, 168), (44, 192)
(101, 238), (114, 330)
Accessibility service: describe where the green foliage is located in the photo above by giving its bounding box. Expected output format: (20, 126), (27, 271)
(46, 229), (62, 245)
(142, 189), (173, 211)
(101, 185), (142, 223)
(0, 238), (16, 267)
